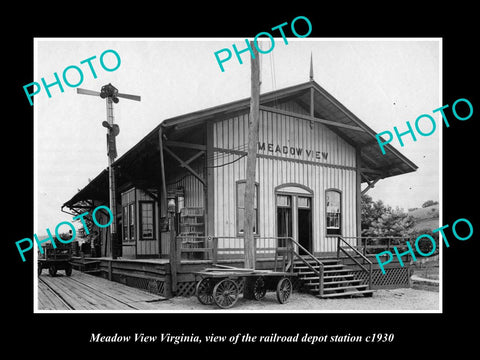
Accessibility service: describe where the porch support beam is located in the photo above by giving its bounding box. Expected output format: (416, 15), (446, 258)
(356, 147), (362, 239)
(206, 121), (215, 239)
(163, 146), (206, 186)
(361, 178), (381, 195)
(158, 127), (168, 218)
(164, 140), (206, 151)
(184, 150), (205, 166)
(140, 188), (159, 202)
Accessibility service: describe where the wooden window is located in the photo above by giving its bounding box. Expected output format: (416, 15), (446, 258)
(122, 188), (136, 243)
(122, 206), (129, 242)
(297, 196), (311, 209)
(326, 189), (341, 235)
(139, 201), (155, 240)
(129, 203), (135, 240)
(277, 194), (291, 208)
(236, 180), (259, 235)
(122, 203), (136, 242)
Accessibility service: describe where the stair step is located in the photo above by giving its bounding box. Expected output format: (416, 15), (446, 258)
(304, 281), (365, 290)
(296, 271), (318, 275)
(324, 279), (363, 286)
(294, 264), (344, 271)
(295, 266), (339, 272)
(303, 279), (363, 287)
(323, 284), (368, 293)
(323, 274), (355, 279)
(324, 268), (353, 274)
(300, 273), (356, 281)
(324, 264), (345, 269)
(300, 275), (324, 281)
(318, 289), (375, 299)
(308, 284), (368, 294)
(294, 259), (339, 265)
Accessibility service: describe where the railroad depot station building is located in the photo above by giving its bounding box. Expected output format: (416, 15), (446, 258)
(62, 78), (417, 298)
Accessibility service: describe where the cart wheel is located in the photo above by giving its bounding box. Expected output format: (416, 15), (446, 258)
(213, 279), (239, 309)
(196, 278), (214, 305)
(276, 277), (292, 304)
(48, 265), (57, 277)
(65, 264), (72, 277)
(253, 276), (267, 300)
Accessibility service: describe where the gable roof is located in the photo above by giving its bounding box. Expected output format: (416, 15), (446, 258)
(63, 80), (417, 209)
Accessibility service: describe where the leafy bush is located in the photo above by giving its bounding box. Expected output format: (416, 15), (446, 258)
(361, 194), (415, 238)
(409, 228), (440, 256)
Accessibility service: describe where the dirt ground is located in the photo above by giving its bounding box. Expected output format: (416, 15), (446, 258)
(146, 287), (440, 312)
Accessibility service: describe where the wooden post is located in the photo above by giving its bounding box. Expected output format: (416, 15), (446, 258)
(158, 127), (168, 259)
(244, 41), (260, 270)
(212, 237), (218, 264)
(206, 121), (215, 251)
(318, 263), (324, 297)
(336, 236), (340, 259)
(356, 147), (362, 248)
(169, 214), (177, 295)
(108, 260), (112, 281)
(243, 41), (260, 299)
(368, 262), (372, 290)
(158, 127), (168, 214)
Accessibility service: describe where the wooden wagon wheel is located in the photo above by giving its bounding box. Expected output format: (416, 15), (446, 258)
(196, 277), (215, 305)
(65, 263), (72, 277)
(276, 277), (292, 304)
(253, 276), (267, 300)
(213, 278), (239, 309)
(48, 265), (57, 277)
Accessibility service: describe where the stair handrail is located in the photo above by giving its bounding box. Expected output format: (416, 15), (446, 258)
(336, 236), (373, 290)
(283, 237), (325, 297)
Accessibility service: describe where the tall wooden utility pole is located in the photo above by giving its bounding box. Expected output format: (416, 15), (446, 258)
(244, 41), (260, 272)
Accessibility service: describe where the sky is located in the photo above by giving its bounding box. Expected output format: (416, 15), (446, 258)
(35, 38), (441, 234)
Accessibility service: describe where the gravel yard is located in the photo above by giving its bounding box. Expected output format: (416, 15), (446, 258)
(147, 287), (440, 312)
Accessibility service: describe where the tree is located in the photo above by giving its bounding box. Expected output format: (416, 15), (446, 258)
(361, 194), (415, 238)
(422, 200), (438, 208)
(361, 194), (384, 232)
(409, 228), (439, 255)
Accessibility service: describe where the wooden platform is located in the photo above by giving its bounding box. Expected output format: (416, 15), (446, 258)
(37, 270), (166, 311)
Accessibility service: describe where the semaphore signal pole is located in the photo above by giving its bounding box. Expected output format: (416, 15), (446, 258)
(77, 83), (141, 259)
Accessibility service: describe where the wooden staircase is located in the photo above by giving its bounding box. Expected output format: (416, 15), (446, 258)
(293, 257), (375, 298)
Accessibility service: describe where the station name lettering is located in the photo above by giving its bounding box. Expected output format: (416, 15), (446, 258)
(258, 142), (328, 161)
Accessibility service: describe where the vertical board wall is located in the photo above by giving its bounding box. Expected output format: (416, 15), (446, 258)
(212, 101), (358, 253)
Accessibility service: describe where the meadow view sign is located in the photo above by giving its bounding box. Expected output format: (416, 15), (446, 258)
(258, 142), (328, 161)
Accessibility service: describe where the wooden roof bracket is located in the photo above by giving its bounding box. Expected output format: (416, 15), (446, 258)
(163, 146), (206, 186)
(361, 177), (381, 195)
(158, 126), (168, 213)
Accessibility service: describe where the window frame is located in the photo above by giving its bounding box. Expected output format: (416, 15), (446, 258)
(128, 203), (136, 241)
(122, 205), (130, 243)
(236, 180), (259, 236)
(121, 188), (136, 244)
(325, 188), (342, 236)
(139, 200), (156, 241)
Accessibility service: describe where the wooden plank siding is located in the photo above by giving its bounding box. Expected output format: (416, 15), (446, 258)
(160, 157), (206, 257)
(136, 189), (160, 257)
(212, 100), (358, 254)
(121, 188), (160, 258)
